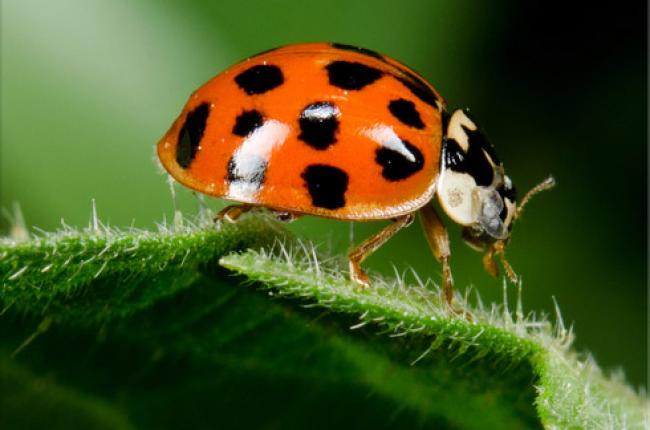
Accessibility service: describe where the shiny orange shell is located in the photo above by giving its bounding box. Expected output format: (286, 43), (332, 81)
(157, 43), (445, 220)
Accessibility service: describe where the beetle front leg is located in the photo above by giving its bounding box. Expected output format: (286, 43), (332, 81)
(493, 241), (518, 282)
(348, 214), (415, 288)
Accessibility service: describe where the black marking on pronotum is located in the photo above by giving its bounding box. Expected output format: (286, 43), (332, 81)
(394, 68), (439, 109)
(326, 61), (383, 90)
(462, 124), (500, 166)
(301, 164), (349, 209)
(235, 64), (284, 95)
(441, 137), (465, 169)
(227, 154), (267, 188)
(388, 98), (425, 129)
(442, 137), (494, 186)
(232, 110), (264, 137)
(331, 43), (385, 61)
(176, 103), (210, 168)
(298, 102), (340, 149)
(375, 140), (424, 181)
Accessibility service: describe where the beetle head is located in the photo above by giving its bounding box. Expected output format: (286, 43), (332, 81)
(436, 109), (554, 258)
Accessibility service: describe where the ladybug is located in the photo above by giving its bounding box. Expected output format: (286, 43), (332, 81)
(157, 42), (554, 306)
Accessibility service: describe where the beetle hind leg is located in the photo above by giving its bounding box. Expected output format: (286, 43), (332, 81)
(348, 214), (415, 288)
(272, 211), (302, 223)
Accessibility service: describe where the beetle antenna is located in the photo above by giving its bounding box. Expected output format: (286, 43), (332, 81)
(514, 176), (556, 220)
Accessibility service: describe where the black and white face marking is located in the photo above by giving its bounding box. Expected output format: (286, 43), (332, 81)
(436, 109), (517, 241)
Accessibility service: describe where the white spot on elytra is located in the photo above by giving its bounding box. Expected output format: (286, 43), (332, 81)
(302, 103), (340, 120)
(226, 120), (289, 201)
(362, 124), (415, 162)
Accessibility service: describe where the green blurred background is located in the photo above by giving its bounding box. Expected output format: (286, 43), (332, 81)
(1, 0), (646, 388)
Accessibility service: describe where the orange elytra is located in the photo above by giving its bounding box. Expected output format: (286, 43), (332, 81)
(157, 42), (554, 306)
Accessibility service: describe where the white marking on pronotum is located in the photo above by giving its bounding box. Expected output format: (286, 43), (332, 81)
(446, 109), (477, 152)
(362, 124), (415, 162)
(226, 120), (290, 201)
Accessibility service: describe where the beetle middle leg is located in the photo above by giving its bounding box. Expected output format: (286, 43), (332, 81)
(419, 205), (454, 307)
(348, 214), (415, 288)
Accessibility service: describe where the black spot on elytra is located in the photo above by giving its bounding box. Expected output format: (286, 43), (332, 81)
(235, 64), (284, 95)
(388, 98), (425, 129)
(227, 155), (267, 188)
(298, 102), (340, 149)
(441, 137), (494, 186)
(326, 61), (383, 90)
(176, 103), (210, 168)
(375, 140), (424, 181)
(395, 69), (439, 109)
(331, 43), (385, 61)
(232, 110), (264, 137)
(301, 164), (349, 209)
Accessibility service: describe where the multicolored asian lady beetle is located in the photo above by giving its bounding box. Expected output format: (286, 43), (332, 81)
(157, 43), (554, 306)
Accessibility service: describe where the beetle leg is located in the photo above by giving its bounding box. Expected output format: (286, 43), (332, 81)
(214, 204), (254, 223)
(348, 214), (415, 288)
(494, 241), (518, 282)
(272, 211), (302, 223)
(419, 205), (454, 307)
(482, 245), (499, 278)
(482, 241), (517, 282)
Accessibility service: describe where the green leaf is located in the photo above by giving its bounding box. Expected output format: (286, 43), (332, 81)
(0, 213), (647, 429)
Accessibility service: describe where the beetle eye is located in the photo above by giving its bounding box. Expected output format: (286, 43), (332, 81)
(478, 189), (507, 239)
